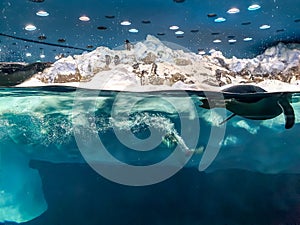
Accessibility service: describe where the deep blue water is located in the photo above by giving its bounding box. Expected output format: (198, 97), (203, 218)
(1, 86), (300, 224)
(25, 162), (300, 225)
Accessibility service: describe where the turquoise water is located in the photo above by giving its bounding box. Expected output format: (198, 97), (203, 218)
(1, 86), (300, 224)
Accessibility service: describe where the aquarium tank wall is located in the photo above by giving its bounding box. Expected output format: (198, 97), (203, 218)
(0, 0), (300, 224)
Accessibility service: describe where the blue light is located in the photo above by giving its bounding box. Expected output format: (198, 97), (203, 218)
(25, 24), (37, 31)
(175, 30), (184, 35)
(243, 37), (253, 41)
(36, 10), (49, 17)
(227, 8), (240, 14)
(259, 24), (271, 30)
(248, 4), (261, 11)
(213, 39), (222, 43)
(129, 28), (139, 33)
(214, 17), (226, 23)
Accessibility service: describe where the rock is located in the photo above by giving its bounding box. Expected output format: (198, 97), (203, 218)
(142, 52), (157, 64)
(214, 57), (229, 69)
(269, 61), (286, 73)
(40, 56), (78, 83)
(169, 73), (186, 85)
(0, 62), (51, 86)
(229, 58), (246, 72)
(54, 69), (81, 83)
(264, 46), (277, 57)
(202, 78), (220, 86)
(174, 58), (192, 66)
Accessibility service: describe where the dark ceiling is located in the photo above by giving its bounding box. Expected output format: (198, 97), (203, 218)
(0, 0), (299, 62)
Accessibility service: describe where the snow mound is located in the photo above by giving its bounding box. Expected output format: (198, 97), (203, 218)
(18, 35), (300, 92)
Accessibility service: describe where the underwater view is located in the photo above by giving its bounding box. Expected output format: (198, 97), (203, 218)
(1, 86), (300, 225)
(1, 0), (300, 224)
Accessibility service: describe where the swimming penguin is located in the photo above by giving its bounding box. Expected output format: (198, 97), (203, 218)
(0, 62), (51, 86)
(200, 84), (295, 129)
(162, 132), (178, 148)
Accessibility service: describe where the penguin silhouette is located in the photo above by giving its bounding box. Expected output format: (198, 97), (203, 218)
(200, 85), (295, 129)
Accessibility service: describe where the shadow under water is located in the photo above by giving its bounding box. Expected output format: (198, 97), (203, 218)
(23, 162), (300, 225)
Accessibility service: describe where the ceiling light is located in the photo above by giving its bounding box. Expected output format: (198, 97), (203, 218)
(214, 17), (226, 23)
(169, 25), (179, 30)
(25, 24), (37, 31)
(175, 30), (184, 35)
(248, 4), (261, 11)
(79, 16), (90, 21)
(259, 24), (271, 30)
(227, 8), (240, 14)
(40, 54), (45, 59)
(129, 28), (139, 33)
(209, 49), (216, 54)
(198, 50), (206, 55)
(25, 52), (32, 57)
(121, 20), (131, 26)
(243, 37), (253, 41)
(228, 39), (237, 43)
(36, 10), (49, 17)
(213, 39), (222, 43)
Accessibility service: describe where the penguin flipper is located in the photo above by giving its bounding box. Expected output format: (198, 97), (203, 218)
(278, 96), (295, 129)
(219, 113), (236, 126)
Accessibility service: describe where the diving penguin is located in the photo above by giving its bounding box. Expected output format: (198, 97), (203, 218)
(0, 62), (51, 86)
(200, 84), (295, 129)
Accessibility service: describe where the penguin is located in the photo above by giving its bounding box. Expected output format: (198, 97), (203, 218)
(200, 84), (295, 129)
(125, 40), (132, 51)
